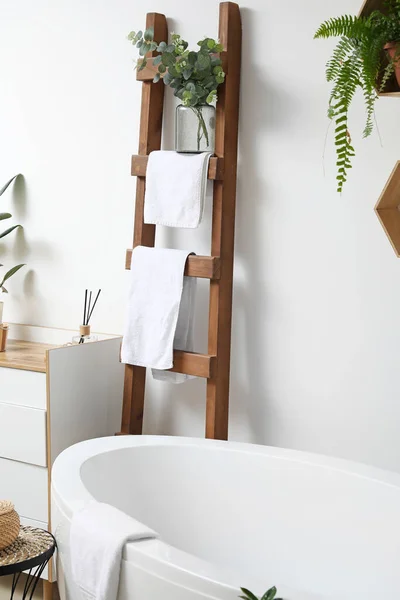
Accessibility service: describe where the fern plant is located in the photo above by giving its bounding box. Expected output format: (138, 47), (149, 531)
(315, 1), (400, 192)
(240, 586), (282, 600)
(0, 175), (25, 294)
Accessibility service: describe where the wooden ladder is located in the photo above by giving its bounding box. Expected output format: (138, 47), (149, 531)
(120, 2), (241, 440)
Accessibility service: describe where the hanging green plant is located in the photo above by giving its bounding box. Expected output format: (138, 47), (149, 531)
(0, 175), (25, 294)
(315, 0), (400, 192)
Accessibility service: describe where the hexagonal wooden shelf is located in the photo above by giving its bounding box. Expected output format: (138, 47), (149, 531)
(375, 161), (400, 256)
(359, 0), (400, 95)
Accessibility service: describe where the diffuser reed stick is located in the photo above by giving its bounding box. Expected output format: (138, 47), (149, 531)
(78, 288), (101, 344)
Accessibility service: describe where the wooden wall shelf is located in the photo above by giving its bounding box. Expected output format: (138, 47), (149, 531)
(375, 161), (400, 256)
(359, 0), (400, 95)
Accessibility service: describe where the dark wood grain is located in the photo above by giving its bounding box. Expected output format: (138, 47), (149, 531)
(120, 12), (168, 435)
(125, 249), (221, 279)
(131, 155), (225, 180)
(206, 2), (242, 440)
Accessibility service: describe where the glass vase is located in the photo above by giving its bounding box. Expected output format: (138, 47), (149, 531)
(175, 104), (216, 153)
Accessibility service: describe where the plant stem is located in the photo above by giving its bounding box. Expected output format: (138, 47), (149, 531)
(191, 106), (209, 151)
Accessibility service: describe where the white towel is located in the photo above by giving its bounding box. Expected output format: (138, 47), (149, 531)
(144, 150), (212, 228)
(121, 246), (196, 378)
(152, 272), (197, 383)
(70, 502), (157, 600)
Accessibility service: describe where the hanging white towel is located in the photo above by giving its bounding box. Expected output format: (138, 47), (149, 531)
(152, 272), (197, 383)
(144, 150), (212, 228)
(70, 501), (157, 600)
(121, 246), (196, 377)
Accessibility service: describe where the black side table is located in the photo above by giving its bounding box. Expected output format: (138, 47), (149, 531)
(0, 526), (56, 599)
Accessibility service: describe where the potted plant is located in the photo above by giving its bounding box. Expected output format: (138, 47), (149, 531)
(128, 28), (225, 153)
(240, 586), (282, 600)
(0, 175), (26, 351)
(315, 0), (400, 192)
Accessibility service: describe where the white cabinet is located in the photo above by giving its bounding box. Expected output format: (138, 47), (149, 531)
(0, 335), (124, 591)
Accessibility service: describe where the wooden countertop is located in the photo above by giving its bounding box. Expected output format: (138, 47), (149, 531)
(0, 339), (54, 373)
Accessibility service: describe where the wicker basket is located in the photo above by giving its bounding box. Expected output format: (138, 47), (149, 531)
(0, 501), (20, 551)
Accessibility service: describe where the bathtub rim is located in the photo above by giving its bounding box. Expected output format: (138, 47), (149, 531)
(51, 435), (400, 600)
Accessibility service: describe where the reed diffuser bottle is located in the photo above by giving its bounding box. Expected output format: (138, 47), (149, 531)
(72, 289), (101, 344)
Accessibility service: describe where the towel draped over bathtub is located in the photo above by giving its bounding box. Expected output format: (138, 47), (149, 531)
(70, 501), (157, 600)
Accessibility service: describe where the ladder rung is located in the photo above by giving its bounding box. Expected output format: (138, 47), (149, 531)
(131, 155), (224, 181)
(126, 250), (221, 280)
(170, 351), (216, 378)
(136, 52), (229, 82)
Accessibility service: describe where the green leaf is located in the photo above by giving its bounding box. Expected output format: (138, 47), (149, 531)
(0, 213), (12, 221)
(163, 71), (173, 85)
(183, 68), (193, 80)
(166, 44), (176, 53)
(153, 55), (162, 66)
(0, 225), (21, 239)
(153, 73), (161, 83)
(0, 264), (25, 287)
(207, 39), (215, 49)
(0, 175), (20, 198)
(139, 42), (151, 56)
(162, 52), (176, 68)
(196, 52), (211, 71)
(188, 52), (197, 66)
(158, 63), (166, 74)
(240, 589), (259, 600)
(157, 41), (167, 52)
(262, 587), (277, 600)
(143, 27), (154, 42)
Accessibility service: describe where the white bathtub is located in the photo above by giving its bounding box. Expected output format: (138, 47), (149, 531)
(51, 436), (400, 600)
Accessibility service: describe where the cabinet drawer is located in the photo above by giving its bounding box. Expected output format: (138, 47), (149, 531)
(0, 367), (46, 409)
(0, 457), (48, 522)
(0, 402), (47, 466)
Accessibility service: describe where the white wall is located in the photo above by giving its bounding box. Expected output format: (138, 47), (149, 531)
(2, 0), (400, 471)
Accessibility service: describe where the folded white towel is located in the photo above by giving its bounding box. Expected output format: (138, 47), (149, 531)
(144, 150), (212, 228)
(121, 246), (196, 376)
(70, 502), (157, 600)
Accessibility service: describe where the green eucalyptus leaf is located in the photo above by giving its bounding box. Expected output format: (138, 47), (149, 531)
(188, 52), (197, 65)
(0, 213), (12, 221)
(166, 44), (176, 53)
(139, 42), (151, 56)
(149, 41), (158, 52)
(196, 52), (211, 71)
(153, 73), (161, 83)
(182, 68), (193, 80)
(158, 63), (167, 74)
(162, 52), (176, 67)
(153, 55), (162, 66)
(143, 27), (154, 42)
(170, 78), (181, 89)
(138, 57), (147, 71)
(157, 41), (167, 52)
(136, 40), (142, 48)
(0, 224), (21, 239)
(163, 71), (173, 85)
